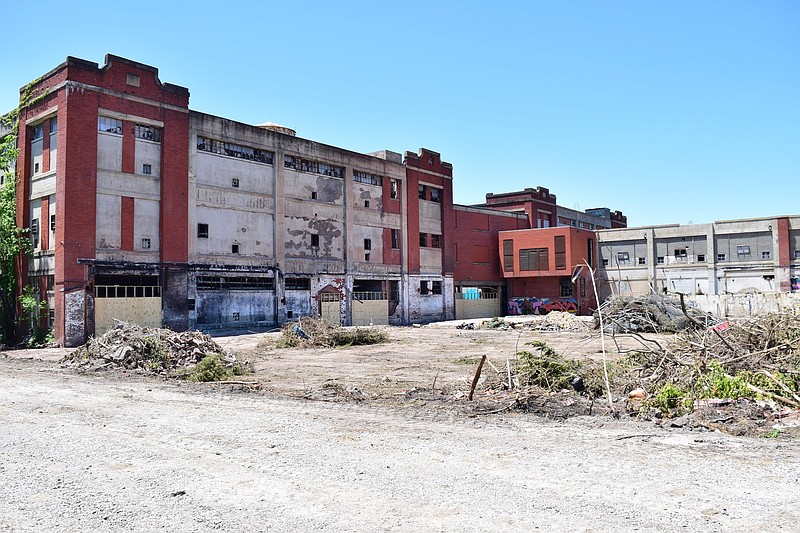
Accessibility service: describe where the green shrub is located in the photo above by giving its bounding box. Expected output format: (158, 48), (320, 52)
(184, 353), (242, 382)
(517, 340), (581, 391)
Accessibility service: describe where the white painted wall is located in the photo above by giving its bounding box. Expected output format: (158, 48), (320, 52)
(30, 138), (43, 175)
(49, 131), (57, 171)
(96, 193), (121, 249)
(134, 198), (160, 252)
(194, 206), (274, 259)
(97, 133), (122, 171)
(196, 151), (275, 196)
(134, 139), (161, 178)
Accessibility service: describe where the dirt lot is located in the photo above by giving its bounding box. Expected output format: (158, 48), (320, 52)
(2, 318), (799, 531)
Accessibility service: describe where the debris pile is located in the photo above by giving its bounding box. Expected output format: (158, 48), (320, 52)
(277, 317), (388, 348)
(596, 294), (711, 333)
(523, 312), (590, 332)
(63, 322), (242, 377)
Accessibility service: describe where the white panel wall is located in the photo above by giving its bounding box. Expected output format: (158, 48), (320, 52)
(96, 193), (121, 249)
(195, 206), (274, 259)
(134, 139), (161, 178)
(97, 133), (122, 171)
(134, 199), (160, 251)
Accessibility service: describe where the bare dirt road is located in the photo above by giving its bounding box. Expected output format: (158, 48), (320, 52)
(2, 322), (799, 532)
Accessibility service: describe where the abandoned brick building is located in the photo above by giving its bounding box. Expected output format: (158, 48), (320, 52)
(6, 54), (631, 346)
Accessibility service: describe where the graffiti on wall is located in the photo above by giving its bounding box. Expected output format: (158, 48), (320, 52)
(792, 278), (800, 293)
(507, 297), (579, 315)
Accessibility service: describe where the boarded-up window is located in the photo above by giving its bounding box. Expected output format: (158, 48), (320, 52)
(554, 235), (566, 270)
(503, 239), (514, 271)
(519, 248), (549, 271)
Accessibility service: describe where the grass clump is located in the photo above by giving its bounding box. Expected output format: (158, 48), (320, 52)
(183, 353), (247, 382)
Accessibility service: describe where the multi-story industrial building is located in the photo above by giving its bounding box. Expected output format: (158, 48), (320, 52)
(596, 216), (800, 299)
(6, 54), (634, 346)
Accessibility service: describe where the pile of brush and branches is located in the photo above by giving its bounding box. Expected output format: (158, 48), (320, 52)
(277, 317), (389, 348)
(596, 293), (711, 333)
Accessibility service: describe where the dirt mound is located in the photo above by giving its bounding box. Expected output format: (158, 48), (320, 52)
(63, 322), (242, 377)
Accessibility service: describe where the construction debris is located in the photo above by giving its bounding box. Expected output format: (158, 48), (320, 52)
(62, 321), (244, 378)
(276, 317), (388, 348)
(596, 293), (711, 333)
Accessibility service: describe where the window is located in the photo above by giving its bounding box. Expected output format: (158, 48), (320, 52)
(311, 234), (320, 248)
(717, 253), (726, 262)
(674, 248), (687, 262)
(419, 233), (428, 247)
(353, 170), (382, 186)
(555, 236), (567, 270)
(231, 243), (240, 254)
(197, 223), (209, 238)
(98, 116), (123, 135)
(418, 185), (426, 200)
(390, 281), (400, 301)
(126, 73), (141, 87)
(141, 238), (151, 249)
(579, 277), (586, 298)
(197, 137), (274, 164)
(503, 239), (514, 272)
(30, 218), (39, 248)
(285, 277), (311, 290)
(31, 124), (44, 141)
(795, 250), (800, 259)
(587, 239), (594, 267)
(559, 278), (573, 297)
(519, 248), (549, 271)
(737, 245), (751, 255)
(390, 179), (398, 199)
(697, 254), (706, 262)
(142, 164), (152, 175)
(432, 281), (442, 295)
(34, 163), (40, 174)
(197, 276), (274, 291)
(232, 312), (240, 322)
(50, 214), (56, 231)
(364, 200), (370, 208)
(391, 229), (399, 249)
(431, 234), (441, 248)
(283, 155), (343, 177)
(311, 191), (317, 200)
(364, 238), (371, 261)
(231, 178), (239, 188)
(49, 117), (58, 134)
(420, 280), (429, 295)
(762, 251), (771, 260)
(657, 256), (664, 264)
(617, 251), (630, 263)
(429, 188), (441, 203)
(602, 259), (609, 266)
(638, 257), (646, 265)
(135, 124), (162, 143)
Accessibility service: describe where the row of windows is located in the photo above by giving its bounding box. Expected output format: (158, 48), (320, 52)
(197, 276), (275, 291)
(418, 185), (441, 202)
(30, 118), (57, 141)
(420, 280), (443, 295)
(98, 116), (123, 135)
(353, 170), (382, 186)
(419, 233), (441, 248)
(284, 155), (344, 178)
(95, 285), (161, 298)
(605, 250), (779, 266)
(197, 137), (274, 164)
(136, 124), (162, 143)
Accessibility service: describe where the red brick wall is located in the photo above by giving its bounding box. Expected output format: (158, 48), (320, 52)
(382, 178), (401, 215)
(121, 196), (135, 251)
(453, 208), (528, 284)
(777, 217), (791, 292)
(382, 228), (401, 265)
(40, 198), (50, 251)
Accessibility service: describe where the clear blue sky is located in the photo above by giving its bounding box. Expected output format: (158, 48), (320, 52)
(2, 1), (798, 227)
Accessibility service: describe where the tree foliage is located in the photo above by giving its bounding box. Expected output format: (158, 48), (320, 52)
(1, 108), (32, 344)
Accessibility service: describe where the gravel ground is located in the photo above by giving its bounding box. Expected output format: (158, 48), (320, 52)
(1, 356), (798, 532)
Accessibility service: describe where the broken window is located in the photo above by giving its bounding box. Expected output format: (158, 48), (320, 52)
(431, 234), (441, 248)
(391, 229), (399, 249)
(657, 256), (664, 264)
(559, 278), (573, 297)
(419, 280), (429, 295)
(231, 178), (239, 188)
(419, 233), (427, 247)
(762, 251), (771, 260)
(141, 238), (151, 249)
(98, 116), (123, 135)
(390, 179), (399, 199)
(285, 277), (311, 290)
(311, 191), (317, 200)
(638, 257), (646, 265)
(429, 188), (441, 203)
(364, 238), (371, 261)
(353, 170), (382, 186)
(432, 281), (442, 295)
(616, 251), (630, 263)
(674, 248), (687, 261)
(50, 214), (56, 231)
(142, 163), (152, 175)
(231, 243), (240, 254)
(284, 155), (343, 177)
(197, 223), (209, 238)
(197, 137), (274, 164)
(135, 124), (162, 143)
(197, 276), (274, 291)
(697, 254), (705, 262)
(364, 200), (370, 208)
(418, 185), (426, 200)
(31, 124), (44, 141)
(30, 218), (39, 248)
(311, 234), (320, 248)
